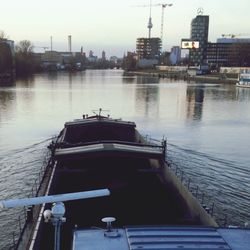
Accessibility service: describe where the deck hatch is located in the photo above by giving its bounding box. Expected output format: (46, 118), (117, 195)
(125, 227), (231, 249)
(54, 143), (163, 159)
(113, 143), (163, 154)
(55, 144), (104, 156)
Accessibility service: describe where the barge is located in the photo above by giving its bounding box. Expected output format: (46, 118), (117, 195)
(1, 110), (249, 249)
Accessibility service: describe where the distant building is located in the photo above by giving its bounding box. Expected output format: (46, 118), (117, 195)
(189, 15), (209, 65)
(41, 51), (63, 67)
(217, 38), (250, 44)
(207, 38), (250, 67)
(206, 43), (231, 67)
(123, 52), (137, 70)
(169, 46), (181, 65)
(89, 50), (94, 57)
(88, 50), (97, 63)
(136, 37), (161, 68)
(102, 51), (106, 61)
(109, 56), (118, 64)
(136, 38), (161, 60)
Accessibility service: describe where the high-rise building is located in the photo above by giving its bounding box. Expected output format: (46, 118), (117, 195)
(169, 46), (181, 65)
(102, 51), (106, 61)
(136, 38), (162, 60)
(189, 15), (209, 65)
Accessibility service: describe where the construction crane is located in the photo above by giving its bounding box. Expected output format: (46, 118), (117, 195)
(132, 2), (173, 42)
(221, 33), (250, 38)
(158, 3), (173, 42)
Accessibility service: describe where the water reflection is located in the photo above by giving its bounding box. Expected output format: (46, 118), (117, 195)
(202, 84), (237, 101)
(0, 89), (16, 125)
(135, 85), (159, 117)
(15, 75), (35, 88)
(236, 87), (250, 101)
(186, 86), (204, 121)
(121, 76), (136, 84)
(47, 72), (58, 81)
(0, 78), (15, 87)
(136, 76), (159, 84)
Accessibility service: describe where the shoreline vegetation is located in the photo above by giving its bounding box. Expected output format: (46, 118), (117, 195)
(124, 69), (238, 84)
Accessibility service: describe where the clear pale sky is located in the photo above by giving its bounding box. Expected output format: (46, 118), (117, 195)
(1, 0), (249, 57)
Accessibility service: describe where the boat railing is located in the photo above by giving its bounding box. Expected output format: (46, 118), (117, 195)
(142, 135), (167, 156)
(166, 157), (228, 227)
(57, 139), (166, 151)
(5, 148), (54, 250)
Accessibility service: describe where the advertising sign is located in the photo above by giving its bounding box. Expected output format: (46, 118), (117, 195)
(181, 41), (199, 49)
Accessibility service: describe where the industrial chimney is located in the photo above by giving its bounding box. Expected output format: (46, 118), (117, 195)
(68, 35), (72, 53)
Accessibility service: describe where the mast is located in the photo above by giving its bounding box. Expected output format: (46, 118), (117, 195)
(147, 0), (153, 38)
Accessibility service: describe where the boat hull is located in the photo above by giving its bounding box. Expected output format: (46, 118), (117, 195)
(15, 116), (217, 250)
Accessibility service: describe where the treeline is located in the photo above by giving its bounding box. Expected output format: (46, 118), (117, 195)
(0, 37), (39, 77)
(15, 40), (38, 75)
(0, 42), (13, 75)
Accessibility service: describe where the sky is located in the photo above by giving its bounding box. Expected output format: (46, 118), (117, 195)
(1, 0), (250, 57)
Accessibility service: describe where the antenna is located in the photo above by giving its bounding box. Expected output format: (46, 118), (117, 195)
(50, 36), (53, 51)
(132, 3), (173, 44)
(148, 0), (153, 38)
(0, 189), (110, 209)
(92, 108), (110, 118)
(68, 35), (72, 53)
(0, 189), (110, 250)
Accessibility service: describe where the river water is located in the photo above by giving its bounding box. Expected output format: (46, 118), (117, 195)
(0, 70), (249, 248)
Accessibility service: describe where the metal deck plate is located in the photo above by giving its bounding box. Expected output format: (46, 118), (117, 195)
(72, 226), (250, 250)
(126, 227), (231, 249)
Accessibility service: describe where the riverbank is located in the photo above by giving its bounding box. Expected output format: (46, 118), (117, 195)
(125, 70), (238, 84)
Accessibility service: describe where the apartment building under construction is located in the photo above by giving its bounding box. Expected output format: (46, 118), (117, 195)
(136, 38), (161, 60)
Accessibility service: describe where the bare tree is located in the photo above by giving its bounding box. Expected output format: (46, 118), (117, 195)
(15, 40), (35, 75)
(0, 30), (8, 40)
(15, 40), (34, 54)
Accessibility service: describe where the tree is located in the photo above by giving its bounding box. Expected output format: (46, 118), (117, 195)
(0, 42), (13, 74)
(122, 52), (137, 71)
(15, 40), (34, 55)
(15, 40), (36, 75)
(0, 31), (13, 75)
(0, 30), (8, 40)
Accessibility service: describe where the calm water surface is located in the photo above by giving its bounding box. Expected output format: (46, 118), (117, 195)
(0, 70), (250, 248)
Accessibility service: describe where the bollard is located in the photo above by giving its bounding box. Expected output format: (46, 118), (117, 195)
(26, 206), (33, 223)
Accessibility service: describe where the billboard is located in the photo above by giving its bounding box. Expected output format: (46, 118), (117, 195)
(181, 41), (199, 49)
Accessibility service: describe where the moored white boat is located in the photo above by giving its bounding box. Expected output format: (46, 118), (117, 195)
(236, 70), (250, 88)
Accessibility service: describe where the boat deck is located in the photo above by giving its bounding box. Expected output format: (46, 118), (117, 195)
(72, 226), (250, 250)
(37, 155), (198, 250)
